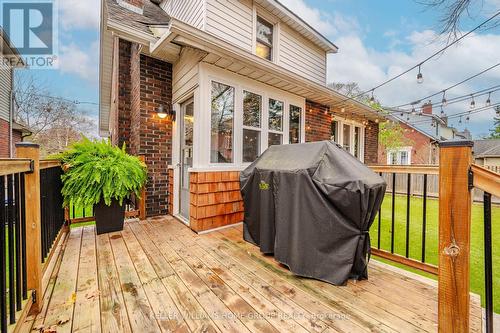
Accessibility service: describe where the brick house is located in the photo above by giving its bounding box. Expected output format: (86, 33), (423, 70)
(99, 0), (383, 232)
(378, 102), (470, 165)
(0, 29), (29, 158)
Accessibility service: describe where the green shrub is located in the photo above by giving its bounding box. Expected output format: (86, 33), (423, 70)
(57, 138), (147, 207)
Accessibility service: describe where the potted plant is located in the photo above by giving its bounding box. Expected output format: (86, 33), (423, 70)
(58, 138), (147, 234)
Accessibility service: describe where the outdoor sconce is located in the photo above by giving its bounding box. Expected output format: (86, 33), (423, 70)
(157, 104), (176, 121)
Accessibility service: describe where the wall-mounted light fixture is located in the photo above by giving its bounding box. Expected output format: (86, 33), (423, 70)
(156, 104), (176, 121)
(157, 105), (168, 119)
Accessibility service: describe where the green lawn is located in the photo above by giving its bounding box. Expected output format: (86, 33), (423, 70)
(370, 194), (500, 312)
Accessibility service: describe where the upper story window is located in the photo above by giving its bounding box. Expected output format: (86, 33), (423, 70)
(256, 16), (273, 61)
(387, 147), (412, 165)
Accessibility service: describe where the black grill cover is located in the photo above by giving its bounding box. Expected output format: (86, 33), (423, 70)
(240, 141), (386, 285)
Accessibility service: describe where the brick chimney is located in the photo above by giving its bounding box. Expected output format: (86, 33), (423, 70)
(117, 0), (144, 14)
(422, 100), (433, 115)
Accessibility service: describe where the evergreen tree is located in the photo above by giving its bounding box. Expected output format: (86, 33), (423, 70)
(488, 107), (500, 139)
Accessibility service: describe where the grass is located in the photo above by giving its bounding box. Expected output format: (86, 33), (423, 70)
(370, 194), (500, 312)
(69, 204), (95, 228)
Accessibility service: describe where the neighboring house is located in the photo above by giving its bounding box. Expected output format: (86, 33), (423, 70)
(99, 0), (382, 232)
(378, 102), (470, 165)
(0, 28), (29, 158)
(473, 139), (500, 173)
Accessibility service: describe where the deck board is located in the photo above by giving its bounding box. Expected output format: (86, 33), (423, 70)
(22, 217), (484, 333)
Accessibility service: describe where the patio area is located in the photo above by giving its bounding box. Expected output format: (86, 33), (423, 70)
(20, 217), (482, 333)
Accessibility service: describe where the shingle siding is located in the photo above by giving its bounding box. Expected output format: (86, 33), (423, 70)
(0, 65), (11, 122)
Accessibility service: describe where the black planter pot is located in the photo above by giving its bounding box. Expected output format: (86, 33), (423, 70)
(94, 199), (126, 235)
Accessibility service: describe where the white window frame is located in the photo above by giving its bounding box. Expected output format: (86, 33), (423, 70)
(331, 118), (365, 163)
(386, 146), (412, 165)
(199, 63), (305, 170)
(252, 6), (280, 63)
(242, 89), (264, 162)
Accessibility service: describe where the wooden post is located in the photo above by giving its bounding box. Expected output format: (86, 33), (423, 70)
(15, 142), (43, 313)
(139, 155), (147, 220)
(438, 140), (473, 333)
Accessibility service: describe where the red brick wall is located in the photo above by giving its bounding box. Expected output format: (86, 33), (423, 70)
(138, 54), (173, 216)
(116, 39), (173, 217)
(117, 40), (131, 149)
(305, 100), (331, 142)
(12, 129), (22, 156)
(305, 100), (379, 164)
(377, 123), (439, 165)
(0, 119), (9, 158)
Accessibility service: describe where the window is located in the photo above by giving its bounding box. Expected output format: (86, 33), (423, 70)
(289, 105), (301, 144)
(343, 124), (351, 151)
(400, 151), (408, 165)
(387, 148), (412, 165)
(256, 16), (273, 60)
(268, 98), (283, 146)
(210, 81), (234, 163)
(331, 120), (339, 142)
(354, 126), (361, 159)
(242, 91), (262, 162)
(330, 119), (364, 161)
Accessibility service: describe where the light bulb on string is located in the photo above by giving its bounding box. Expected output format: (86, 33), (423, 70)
(417, 64), (424, 84)
(411, 106), (416, 115)
(486, 92), (491, 107)
(369, 90), (375, 104)
(400, 111), (404, 117)
(441, 91), (447, 107)
(341, 107), (345, 113)
(440, 106), (446, 117)
(470, 95), (476, 109)
(459, 116), (463, 125)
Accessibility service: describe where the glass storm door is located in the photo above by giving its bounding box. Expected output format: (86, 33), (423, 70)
(179, 99), (194, 221)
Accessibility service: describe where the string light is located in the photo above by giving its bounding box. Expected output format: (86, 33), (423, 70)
(411, 106), (416, 115)
(341, 107), (345, 113)
(440, 106), (446, 117)
(417, 64), (424, 84)
(470, 95), (476, 109)
(486, 92), (491, 107)
(369, 90), (375, 104)
(459, 116), (463, 125)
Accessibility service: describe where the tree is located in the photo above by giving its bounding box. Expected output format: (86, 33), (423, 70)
(379, 121), (414, 151)
(487, 107), (500, 139)
(14, 73), (96, 156)
(419, 0), (499, 40)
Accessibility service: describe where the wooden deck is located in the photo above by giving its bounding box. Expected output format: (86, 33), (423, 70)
(20, 217), (483, 333)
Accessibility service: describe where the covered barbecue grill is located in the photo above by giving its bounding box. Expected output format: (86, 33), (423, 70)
(240, 141), (386, 285)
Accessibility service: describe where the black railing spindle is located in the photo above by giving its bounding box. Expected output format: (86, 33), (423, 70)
(6, 175), (15, 324)
(421, 174), (428, 263)
(20, 175), (27, 301)
(377, 172), (382, 249)
(391, 173), (396, 253)
(483, 192), (493, 333)
(405, 174), (411, 258)
(0, 176), (7, 333)
(14, 175), (21, 311)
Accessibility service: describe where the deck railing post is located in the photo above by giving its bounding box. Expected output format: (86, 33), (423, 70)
(438, 140), (473, 333)
(139, 155), (147, 220)
(15, 142), (43, 313)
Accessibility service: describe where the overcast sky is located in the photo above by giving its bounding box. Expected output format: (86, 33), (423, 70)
(15, 0), (500, 138)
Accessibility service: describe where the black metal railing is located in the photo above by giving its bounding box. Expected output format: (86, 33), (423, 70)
(370, 166), (439, 275)
(0, 173), (28, 332)
(40, 166), (65, 263)
(483, 191), (493, 333)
